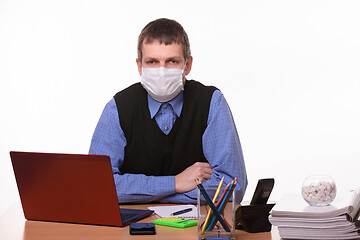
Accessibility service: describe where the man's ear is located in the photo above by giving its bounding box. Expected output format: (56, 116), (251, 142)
(185, 56), (193, 75)
(136, 58), (142, 76)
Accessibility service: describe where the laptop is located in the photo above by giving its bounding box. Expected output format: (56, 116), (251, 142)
(9, 151), (154, 227)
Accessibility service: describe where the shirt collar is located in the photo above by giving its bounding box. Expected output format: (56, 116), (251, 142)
(148, 91), (184, 119)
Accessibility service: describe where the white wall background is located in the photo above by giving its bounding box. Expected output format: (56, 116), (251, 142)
(1, 0), (359, 216)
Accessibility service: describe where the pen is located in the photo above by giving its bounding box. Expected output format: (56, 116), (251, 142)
(170, 208), (193, 216)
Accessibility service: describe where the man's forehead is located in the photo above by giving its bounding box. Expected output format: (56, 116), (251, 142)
(141, 39), (184, 58)
(142, 39), (182, 49)
(143, 38), (181, 46)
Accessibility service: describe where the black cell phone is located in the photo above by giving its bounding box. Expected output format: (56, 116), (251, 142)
(129, 223), (156, 235)
(250, 178), (274, 205)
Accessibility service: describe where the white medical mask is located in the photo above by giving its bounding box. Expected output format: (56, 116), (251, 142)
(140, 66), (185, 102)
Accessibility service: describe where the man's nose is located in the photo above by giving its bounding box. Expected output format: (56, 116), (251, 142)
(159, 61), (166, 68)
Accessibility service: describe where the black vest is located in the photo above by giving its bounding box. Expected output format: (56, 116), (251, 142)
(114, 80), (217, 176)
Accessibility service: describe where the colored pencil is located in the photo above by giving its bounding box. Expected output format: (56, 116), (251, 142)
(201, 176), (224, 234)
(206, 177), (237, 231)
(196, 180), (231, 232)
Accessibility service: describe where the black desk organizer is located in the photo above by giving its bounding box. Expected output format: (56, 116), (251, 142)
(235, 203), (275, 233)
(235, 178), (275, 233)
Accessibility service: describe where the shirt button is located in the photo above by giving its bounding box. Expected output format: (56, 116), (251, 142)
(163, 104), (167, 109)
(165, 126), (169, 131)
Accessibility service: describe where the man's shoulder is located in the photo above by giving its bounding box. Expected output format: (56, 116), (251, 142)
(184, 80), (219, 99)
(185, 80), (218, 92)
(113, 82), (144, 100)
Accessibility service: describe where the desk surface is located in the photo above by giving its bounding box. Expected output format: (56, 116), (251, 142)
(0, 202), (280, 240)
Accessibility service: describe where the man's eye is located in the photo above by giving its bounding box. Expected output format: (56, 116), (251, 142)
(146, 60), (155, 64)
(170, 60), (178, 64)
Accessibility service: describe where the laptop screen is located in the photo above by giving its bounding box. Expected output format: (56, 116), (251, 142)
(10, 151), (152, 227)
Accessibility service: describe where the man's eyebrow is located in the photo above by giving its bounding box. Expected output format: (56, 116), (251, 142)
(165, 56), (182, 61)
(143, 56), (182, 61)
(143, 57), (158, 61)
(167, 56), (182, 59)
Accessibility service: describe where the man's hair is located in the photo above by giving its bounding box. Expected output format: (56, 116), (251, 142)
(137, 18), (191, 62)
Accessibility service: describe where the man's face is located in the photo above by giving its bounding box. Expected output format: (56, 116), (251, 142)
(136, 39), (193, 84)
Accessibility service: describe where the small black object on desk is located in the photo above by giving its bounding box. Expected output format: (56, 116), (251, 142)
(235, 204), (275, 233)
(235, 178), (275, 233)
(129, 223), (156, 235)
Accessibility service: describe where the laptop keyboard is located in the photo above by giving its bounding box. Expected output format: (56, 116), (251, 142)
(119, 208), (153, 224)
(121, 212), (138, 222)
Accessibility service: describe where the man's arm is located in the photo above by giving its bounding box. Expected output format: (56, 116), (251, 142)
(175, 162), (213, 193)
(89, 91), (247, 204)
(89, 99), (176, 203)
(159, 90), (248, 204)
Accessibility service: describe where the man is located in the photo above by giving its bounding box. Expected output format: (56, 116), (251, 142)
(89, 18), (247, 204)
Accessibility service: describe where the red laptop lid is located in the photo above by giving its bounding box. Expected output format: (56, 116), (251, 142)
(10, 151), (124, 226)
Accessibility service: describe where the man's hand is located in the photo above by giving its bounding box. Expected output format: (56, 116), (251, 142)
(175, 162), (213, 193)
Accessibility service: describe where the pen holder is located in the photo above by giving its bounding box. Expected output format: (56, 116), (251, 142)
(197, 186), (235, 240)
(235, 204), (275, 233)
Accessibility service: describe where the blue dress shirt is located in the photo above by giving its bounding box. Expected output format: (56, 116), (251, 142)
(89, 87), (247, 204)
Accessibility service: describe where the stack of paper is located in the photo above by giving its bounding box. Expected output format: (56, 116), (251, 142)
(269, 192), (360, 239)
